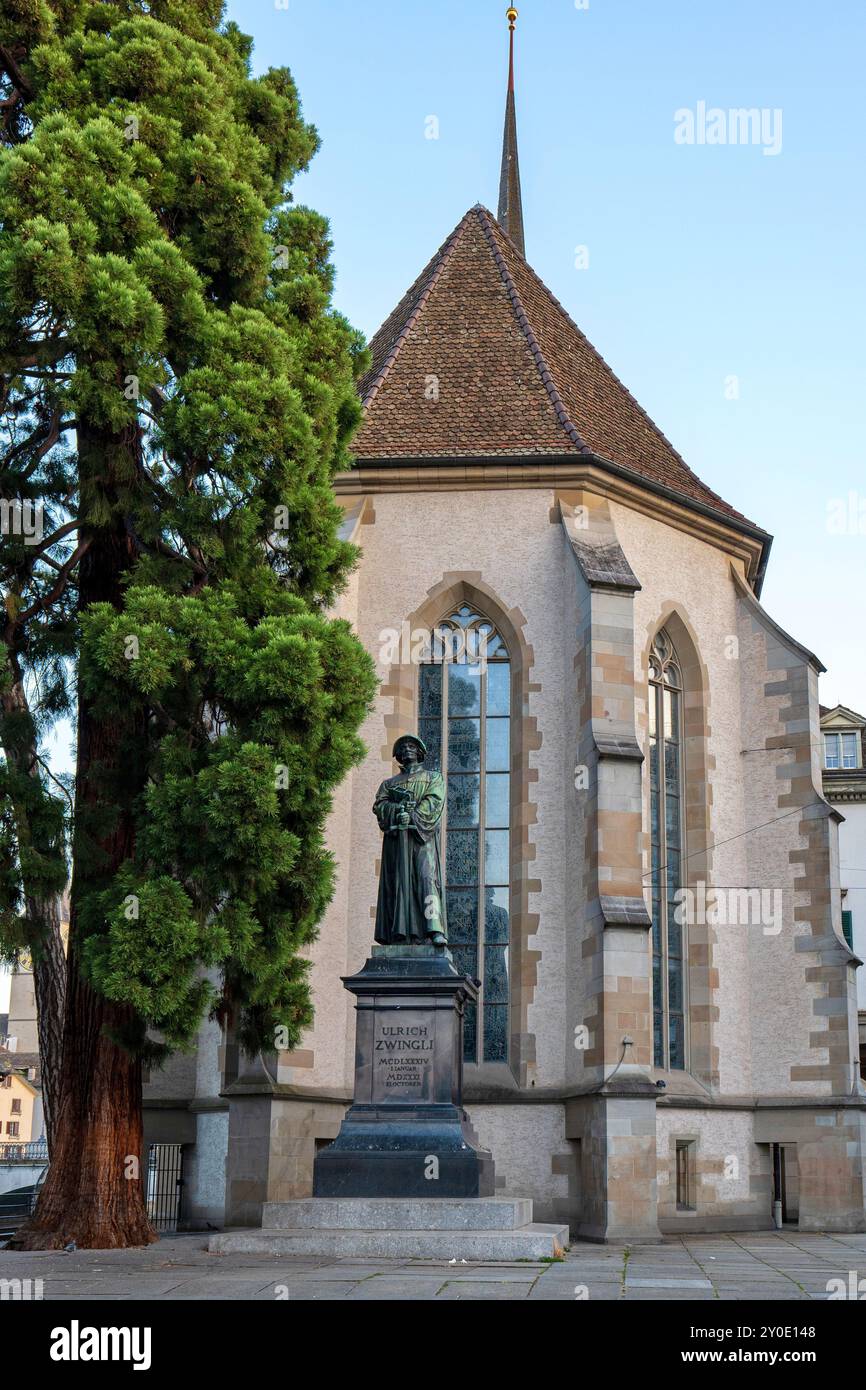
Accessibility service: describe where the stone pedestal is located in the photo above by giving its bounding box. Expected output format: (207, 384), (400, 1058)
(313, 946), (494, 1199)
(209, 1197), (568, 1259)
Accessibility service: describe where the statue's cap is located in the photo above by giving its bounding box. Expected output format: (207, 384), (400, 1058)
(393, 734), (427, 760)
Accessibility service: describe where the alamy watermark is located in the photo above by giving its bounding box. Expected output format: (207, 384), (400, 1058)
(50, 1322), (151, 1370)
(674, 881), (783, 936)
(1, 1277), (43, 1300)
(675, 102), (783, 157)
(827, 491), (866, 536)
(377, 622), (491, 670)
(827, 1271), (865, 1300)
(0, 498), (43, 545)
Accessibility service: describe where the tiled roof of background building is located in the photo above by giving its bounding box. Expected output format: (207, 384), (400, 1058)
(0, 1049), (41, 1087)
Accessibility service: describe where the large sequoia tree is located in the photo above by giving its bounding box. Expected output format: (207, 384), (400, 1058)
(0, 0), (375, 1247)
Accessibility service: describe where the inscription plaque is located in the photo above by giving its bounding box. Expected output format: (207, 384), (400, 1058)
(373, 1017), (435, 1101)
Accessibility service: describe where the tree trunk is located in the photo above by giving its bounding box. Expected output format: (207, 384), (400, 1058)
(28, 892), (65, 1156)
(0, 655), (67, 1155)
(10, 951), (155, 1248)
(11, 422), (156, 1249)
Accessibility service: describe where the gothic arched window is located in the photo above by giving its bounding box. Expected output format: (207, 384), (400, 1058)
(649, 629), (686, 1070)
(417, 606), (510, 1064)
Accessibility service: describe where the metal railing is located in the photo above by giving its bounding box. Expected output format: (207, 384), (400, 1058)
(0, 1141), (48, 1163)
(146, 1143), (184, 1232)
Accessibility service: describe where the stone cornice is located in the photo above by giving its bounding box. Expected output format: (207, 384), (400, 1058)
(599, 895), (652, 928)
(336, 456), (770, 591)
(823, 772), (866, 803)
(559, 510), (641, 593)
(216, 1081), (866, 1110)
(594, 730), (644, 761)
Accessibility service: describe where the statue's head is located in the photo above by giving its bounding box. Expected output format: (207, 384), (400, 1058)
(393, 735), (426, 769)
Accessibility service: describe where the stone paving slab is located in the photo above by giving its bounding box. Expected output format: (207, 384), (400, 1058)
(529, 1281), (620, 1300)
(140, 1277), (278, 1300)
(623, 1289), (717, 1301)
(42, 1294), (141, 1301)
(627, 1277), (713, 1289)
(411, 1265), (546, 1281)
(1, 1230), (864, 1300)
(435, 1280), (536, 1300)
(253, 1281), (358, 1301)
(33, 1277), (192, 1297)
(269, 1263), (402, 1279)
(345, 1278), (448, 1300)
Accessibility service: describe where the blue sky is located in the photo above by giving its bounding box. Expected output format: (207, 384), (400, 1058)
(223, 0), (865, 709)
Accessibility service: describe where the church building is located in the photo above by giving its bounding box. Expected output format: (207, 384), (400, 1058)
(145, 10), (866, 1241)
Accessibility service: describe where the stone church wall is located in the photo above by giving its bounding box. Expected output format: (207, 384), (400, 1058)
(467, 1102), (575, 1228)
(656, 1106), (772, 1232)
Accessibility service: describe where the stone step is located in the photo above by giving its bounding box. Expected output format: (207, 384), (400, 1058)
(261, 1197), (534, 1232)
(209, 1222), (569, 1262)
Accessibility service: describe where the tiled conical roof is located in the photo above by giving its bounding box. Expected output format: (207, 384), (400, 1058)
(353, 205), (756, 529)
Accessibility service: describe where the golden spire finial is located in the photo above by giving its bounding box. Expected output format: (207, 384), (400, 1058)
(500, 5), (525, 254)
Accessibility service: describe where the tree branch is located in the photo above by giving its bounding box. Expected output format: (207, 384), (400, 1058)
(18, 538), (90, 623)
(147, 386), (168, 418)
(1, 413), (75, 477)
(24, 517), (80, 562)
(0, 45), (34, 103)
(0, 338), (70, 374)
(34, 753), (74, 812)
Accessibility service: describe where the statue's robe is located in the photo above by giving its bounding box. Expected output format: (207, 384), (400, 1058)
(373, 767), (447, 945)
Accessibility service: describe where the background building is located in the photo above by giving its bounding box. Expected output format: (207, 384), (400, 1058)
(821, 703), (866, 1077)
(6, 970), (38, 1055)
(0, 1052), (43, 1147)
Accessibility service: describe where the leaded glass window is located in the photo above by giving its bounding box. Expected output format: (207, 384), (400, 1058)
(649, 629), (686, 1070)
(418, 606), (510, 1064)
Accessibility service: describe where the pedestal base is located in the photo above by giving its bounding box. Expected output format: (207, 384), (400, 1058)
(209, 1197), (568, 1260)
(313, 1111), (494, 1198)
(313, 947), (494, 1199)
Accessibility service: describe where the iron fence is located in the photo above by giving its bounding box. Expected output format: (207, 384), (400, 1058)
(146, 1143), (184, 1232)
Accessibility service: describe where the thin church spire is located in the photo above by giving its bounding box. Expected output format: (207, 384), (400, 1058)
(498, 6), (525, 256)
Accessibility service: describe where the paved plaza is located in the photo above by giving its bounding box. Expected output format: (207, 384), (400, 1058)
(2, 1230), (865, 1301)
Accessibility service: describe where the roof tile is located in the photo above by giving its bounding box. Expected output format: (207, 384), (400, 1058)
(354, 206), (757, 529)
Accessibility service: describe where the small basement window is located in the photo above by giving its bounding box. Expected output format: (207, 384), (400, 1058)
(676, 1140), (696, 1211)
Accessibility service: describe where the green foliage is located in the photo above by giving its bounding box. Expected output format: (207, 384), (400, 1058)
(79, 586), (373, 1050)
(0, 0), (376, 1054)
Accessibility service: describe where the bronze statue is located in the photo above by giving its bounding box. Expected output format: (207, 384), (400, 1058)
(373, 735), (447, 947)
